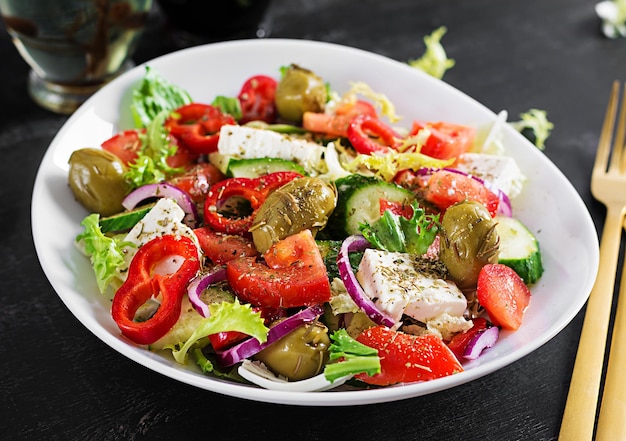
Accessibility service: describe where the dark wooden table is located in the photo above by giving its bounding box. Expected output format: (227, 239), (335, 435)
(1, 1), (621, 439)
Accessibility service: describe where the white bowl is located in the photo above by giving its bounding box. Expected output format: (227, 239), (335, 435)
(31, 38), (599, 406)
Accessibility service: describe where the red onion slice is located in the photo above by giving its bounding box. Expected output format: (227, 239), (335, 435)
(337, 235), (395, 328)
(187, 266), (228, 318)
(122, 183), (198, 227)
(463, 325), (499, 360)
(215, 304), (325, 367)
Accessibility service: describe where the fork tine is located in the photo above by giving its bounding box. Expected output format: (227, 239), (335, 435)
(609, 82), (626, 173)
(595, 80), (620, 174)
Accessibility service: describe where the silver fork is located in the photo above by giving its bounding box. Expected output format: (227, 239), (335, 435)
(559, 80), (626, 441)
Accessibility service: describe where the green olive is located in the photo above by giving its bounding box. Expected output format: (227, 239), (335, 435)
(68, 148), (129, 216)
(254, 322), (330, 381)
(250, 177), (337, 253)
(439, 200), (500, 290)
(275, 64), (326, 123)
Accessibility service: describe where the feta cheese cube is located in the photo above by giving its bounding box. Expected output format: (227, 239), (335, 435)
(356, 249), (467, 324)
(456, 152), (526, 198)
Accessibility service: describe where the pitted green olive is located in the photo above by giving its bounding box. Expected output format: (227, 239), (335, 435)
(439, 200), (500, 290)
(68, 148), (129, 216)
(251, 177), (337, 253)
(254, 322), (330, 381)
(275, 64), (326, 123)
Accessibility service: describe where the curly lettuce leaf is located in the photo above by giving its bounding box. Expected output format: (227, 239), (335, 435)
(125, 111), (183, 188)
(408, 26), (455, 80)
(359, 201), (440, 255)
(171, 300), (269, 364)
(212, 95), (243, 120)
(344, 150), (454, 182)
(75, 214), (128, 294)
(131, 66), (192, 128)
(509, 108), (554, 150)
(324, 329), (381, 383)
(596, 0), (626, 38)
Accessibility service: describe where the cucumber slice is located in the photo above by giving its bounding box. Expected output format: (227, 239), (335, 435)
(327, 174), (414, 238)
(226, 157), (308, 178)
(99, 204), (154, 233)
(495, 216), (544, 284)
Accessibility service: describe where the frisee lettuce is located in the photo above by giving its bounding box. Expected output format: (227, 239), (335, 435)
(171, 300), (269, 364)
(596, 0), (626, 38)
(344, 150), (454, 181)
(131, 66), (192, 128)
(509, 108), (554, 150)
(323, 329), (381, 383)
(359, 201), (440, 255)
(125, 110), (183, 188)
(408, 26), (455, 80)
(75, 214), (129, 294)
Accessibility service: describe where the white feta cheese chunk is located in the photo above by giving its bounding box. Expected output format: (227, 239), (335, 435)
(356, 249), (467, 324)
(217, 124), (326, 173)
(456, 152), (526, 198)
(120, 197), (199, 276)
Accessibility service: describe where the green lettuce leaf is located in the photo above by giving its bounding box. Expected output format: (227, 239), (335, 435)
(171, 300), (269, 364)
(212, 95), (243, 120)
(131, 66), (192, 128)
(408, 26), (455, 79)
(75, 214), (128, 294)
(125, 111), (183, 188)
(359, 201), (440, 255)
(323, 329), (381, 383)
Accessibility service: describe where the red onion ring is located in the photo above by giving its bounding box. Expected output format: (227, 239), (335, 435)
(463, 325), (499, 360)
(215, 304), (325, 367)
(186, 266), (228, 318)
(337, 235), (396, 328)
(122, 183), (199, 227)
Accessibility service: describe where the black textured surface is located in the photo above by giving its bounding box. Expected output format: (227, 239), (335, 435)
(1, 1), (620, 439)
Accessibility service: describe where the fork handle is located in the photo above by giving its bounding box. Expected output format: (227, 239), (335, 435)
(595, 215), (626, 440)
(558, 206), (625, 441)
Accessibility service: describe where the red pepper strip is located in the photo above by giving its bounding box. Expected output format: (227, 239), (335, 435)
(347, 114), (401, 155)
(165, 103), (236, 154)
(203, 172), (302, 235)
(111, 235), (200, 345)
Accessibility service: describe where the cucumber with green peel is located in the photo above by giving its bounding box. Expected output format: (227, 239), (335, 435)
(326, 174), (415, 239)
(495, 215), (544, 284)
(226, 157), (308, 178)
(99, 204), (154, 233)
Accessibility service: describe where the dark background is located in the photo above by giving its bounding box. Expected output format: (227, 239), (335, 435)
(1, 0), (621, 439)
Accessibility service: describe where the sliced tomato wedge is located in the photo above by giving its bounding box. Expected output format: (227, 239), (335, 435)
(356, 326), (463, 385)
(302, 100), (377, 138)
(410, 121), (475, 160)
(238, 75), (278, 124)
(226, 230), (331, 308)
(379, 198), (414, 219)
(477, 264), (531, 331)
(194, 226), (259, 264)
(424, 169), (500, 217)
(167, 163), (225, 204)
(165, 103), (236, 154)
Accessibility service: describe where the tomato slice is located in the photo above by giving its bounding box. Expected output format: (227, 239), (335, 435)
(424, 169), (500, 217)
(477, 264), (531, 331)
(446, 317), (489, 360)
(410, 121), (475, 160)
(302, 100), (377, 138)
(379, 198), (414, 219)
(356, 326), (463, 385)
(238, 75), (278, 124)
(226, 230), (331, 308)
(167, 163), (225, 204)
(194, 226), (259, 264)
(101, 129), (143, 165)
(165, 103), (236, 154)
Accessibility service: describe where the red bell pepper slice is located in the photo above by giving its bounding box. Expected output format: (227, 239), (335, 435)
(165, 103), (236, 154)
(203, 171), (302, 235)
(347, 114), (401, 155)
(238, 75), (278, 124)
(111, 235), (200, 345)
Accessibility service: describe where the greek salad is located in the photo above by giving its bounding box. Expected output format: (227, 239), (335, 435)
(69, 64), (543, 390)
